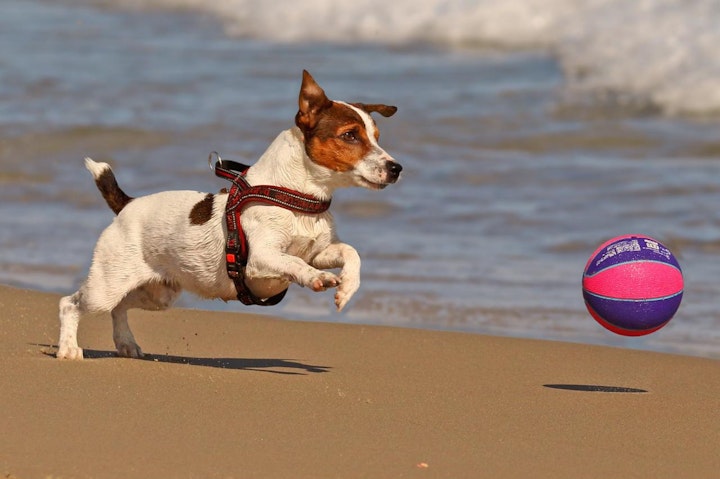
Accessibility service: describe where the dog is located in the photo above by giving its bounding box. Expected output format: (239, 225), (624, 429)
(57, 70), (401, 360)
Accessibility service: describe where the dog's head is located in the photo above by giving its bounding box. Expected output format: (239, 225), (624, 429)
(294, 70), (401, 190)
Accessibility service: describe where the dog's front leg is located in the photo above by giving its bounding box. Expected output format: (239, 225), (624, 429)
(246, 249), (341, 293)
(312, 243), (361, 311)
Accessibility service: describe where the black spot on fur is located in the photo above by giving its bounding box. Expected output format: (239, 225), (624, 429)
(95, 169), (133, 215)
(189, 193), (214, 225)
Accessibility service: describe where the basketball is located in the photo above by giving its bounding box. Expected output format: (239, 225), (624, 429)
(582, 235), (683, 336)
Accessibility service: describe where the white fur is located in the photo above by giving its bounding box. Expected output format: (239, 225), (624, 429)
(56, 124), (395, 360)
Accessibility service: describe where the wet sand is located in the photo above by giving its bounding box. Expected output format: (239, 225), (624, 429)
(1, 284), (718, 478)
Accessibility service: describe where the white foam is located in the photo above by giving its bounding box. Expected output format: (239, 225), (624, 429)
(111, 0), (720, 115)
(558, 0), (720, 116)
(117, 0), (577, 46)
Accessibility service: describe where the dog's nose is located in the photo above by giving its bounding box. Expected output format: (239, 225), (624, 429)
(387, 161), (403, 181)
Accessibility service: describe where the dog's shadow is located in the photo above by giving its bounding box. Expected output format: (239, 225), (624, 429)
(38, 345), (330, 375)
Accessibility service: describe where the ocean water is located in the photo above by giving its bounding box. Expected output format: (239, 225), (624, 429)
(2, 0), (720, 358)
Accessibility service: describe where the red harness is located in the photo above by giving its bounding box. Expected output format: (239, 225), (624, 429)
(213, 157), (332, 306)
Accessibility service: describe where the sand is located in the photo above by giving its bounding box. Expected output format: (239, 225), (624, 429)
(0, 284), (718, 479)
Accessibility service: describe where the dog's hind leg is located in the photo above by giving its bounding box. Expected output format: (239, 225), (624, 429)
(111, 304), (143, 359)
(112, 280), (181, 358)
(57, 291), (85, 360)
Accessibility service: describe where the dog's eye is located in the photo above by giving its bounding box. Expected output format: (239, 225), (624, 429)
(339, 130), (358, 143)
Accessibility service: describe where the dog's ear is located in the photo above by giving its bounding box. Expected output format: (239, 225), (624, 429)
(354, 103), (398, 118)
(295, 70), (332, 134)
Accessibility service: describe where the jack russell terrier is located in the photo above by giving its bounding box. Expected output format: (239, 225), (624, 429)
(57, 70), (401, 360)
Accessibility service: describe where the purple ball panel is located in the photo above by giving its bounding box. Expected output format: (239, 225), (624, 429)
(585, 236), (681, 277)
(583, 291), (683, 331)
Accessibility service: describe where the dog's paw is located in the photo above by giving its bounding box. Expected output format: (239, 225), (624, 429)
(308, 271), (340, 292)
(335, 274), (360, 311)
(56, 344), (84, 360)
(116, 341), (144, 359)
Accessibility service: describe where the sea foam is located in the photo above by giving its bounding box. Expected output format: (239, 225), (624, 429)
(107, 0), (720, 115)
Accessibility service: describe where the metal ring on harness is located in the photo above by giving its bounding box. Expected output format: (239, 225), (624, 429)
(208, 151), (222, 172)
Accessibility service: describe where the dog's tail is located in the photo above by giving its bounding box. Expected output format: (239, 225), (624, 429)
(84, 157), (134, 215)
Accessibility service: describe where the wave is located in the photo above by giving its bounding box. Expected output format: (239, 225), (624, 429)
(102, 0), (720, 115)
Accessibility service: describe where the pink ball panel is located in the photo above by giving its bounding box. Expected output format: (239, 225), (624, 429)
(583, 262), (683, 300)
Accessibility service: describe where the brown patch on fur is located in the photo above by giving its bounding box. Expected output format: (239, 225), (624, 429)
(189, 193), (214, 225)
(304, 103), (373, 172)
(95, 169), (133, 215)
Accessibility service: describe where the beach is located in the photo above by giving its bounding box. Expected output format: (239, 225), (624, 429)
(2, 2), (720, 475)
(1, 284), (718, 478)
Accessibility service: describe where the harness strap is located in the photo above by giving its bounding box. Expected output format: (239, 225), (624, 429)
(213, 158), (332, 306)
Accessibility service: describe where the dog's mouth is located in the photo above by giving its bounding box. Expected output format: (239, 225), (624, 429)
(357, 176), (389, 190)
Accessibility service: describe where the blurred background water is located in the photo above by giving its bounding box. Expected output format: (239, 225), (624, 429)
(2, 0), (720, 358)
